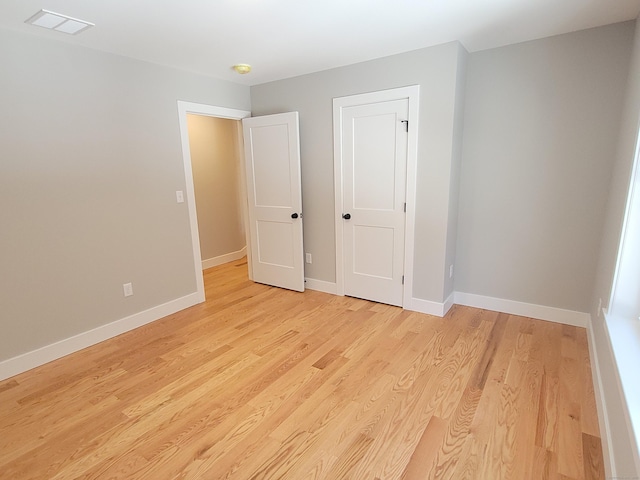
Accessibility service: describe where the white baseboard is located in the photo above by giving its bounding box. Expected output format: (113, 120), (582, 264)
(406, 291), (589, 326)
(202, 246), (247, 270)
(405, 294), (453, 317)
(443, 292), (455, 316)
(586, 318), (616, 478)
(0, 292), (203, 381)
(304, 278), (337, 295)
(453, 292), (590, 327)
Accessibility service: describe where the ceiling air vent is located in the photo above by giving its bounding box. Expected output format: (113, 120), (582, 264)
(25, 9), (94, 35)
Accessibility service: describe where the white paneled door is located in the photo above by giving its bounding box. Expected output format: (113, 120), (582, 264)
(242, 112), (304, 292)
(339, 98), (409, 306)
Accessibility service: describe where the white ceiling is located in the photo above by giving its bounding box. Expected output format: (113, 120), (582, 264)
(2, 0), (640, 86)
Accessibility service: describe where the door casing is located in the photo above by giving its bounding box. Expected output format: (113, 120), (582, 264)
(333, 86), (420, 307)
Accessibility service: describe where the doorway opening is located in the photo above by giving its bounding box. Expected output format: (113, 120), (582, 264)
(187, 114), (245, 269)
(177, 102), (251, 302)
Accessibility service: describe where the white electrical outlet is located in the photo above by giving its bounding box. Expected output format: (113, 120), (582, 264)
(123, 282), (133, 297)
(449, 265), (454, 278)
(305, 253), (312, 264)
(176, 190), (184, 203)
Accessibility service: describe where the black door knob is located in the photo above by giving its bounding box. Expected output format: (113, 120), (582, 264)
(342, 213), (351, 220)
(291, 213), (299, 219)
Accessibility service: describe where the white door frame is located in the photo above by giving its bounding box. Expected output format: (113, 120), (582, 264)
(333, 85), (420, 306)
(177, 101), (251, 303)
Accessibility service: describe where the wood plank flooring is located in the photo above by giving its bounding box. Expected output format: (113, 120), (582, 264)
(0, 258), (604, 479)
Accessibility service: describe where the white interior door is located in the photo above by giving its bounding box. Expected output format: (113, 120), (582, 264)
(339, 99), (409, 306)
(242, 112), (304, 292)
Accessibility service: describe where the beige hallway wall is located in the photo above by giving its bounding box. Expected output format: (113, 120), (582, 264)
(187, 115), (245, 263)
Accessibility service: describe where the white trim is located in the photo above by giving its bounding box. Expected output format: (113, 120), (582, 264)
(453, 292), (590, 327)
(176, 101), (251, 303)
(443, 292), (455, 316)
(0, 293), (201, 381)
(304, 278), (338, 295)
(332, 85), (420, 306)
(333, 97), (345, 295)
(586, 318), (616, 478)
(405, 295), (451, 317)
(603, 312), (640, 475)
(235, 121), (254, 282)
(608, 114), (640, 316)
(202, 246), (247, 270)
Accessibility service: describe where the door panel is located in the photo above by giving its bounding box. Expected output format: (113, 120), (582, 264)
(353, 113), (398, 210)
(341, 99), (408, 306)
(242, 112), (304, 292)
(251, 124), (293, 207)
(353, 225), (395, 278)
(256, 220), (294, 267)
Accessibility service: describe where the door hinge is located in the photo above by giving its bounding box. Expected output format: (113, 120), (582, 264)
(404, 202), (406, 213)
(402, 275), (405, 285)
(401, 120), (408, 132)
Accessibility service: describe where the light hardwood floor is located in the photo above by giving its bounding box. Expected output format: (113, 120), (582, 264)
(0, 258), (604, 479)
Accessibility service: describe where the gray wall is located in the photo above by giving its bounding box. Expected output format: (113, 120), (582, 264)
(591, 16), (640, 477)
(251, 42), (467, 303)
(456, 22), (634, 312)
(187, 115), (245, 262)
(0, 28), (250, 361)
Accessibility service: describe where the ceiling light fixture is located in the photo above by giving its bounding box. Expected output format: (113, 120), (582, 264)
(233, 64), (252, 75)
(25, 9), (94, 35)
